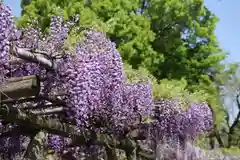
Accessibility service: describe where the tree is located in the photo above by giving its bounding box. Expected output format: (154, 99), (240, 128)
(147, 0), (225, 84)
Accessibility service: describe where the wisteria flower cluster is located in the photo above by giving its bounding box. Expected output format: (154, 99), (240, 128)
(0, 3), (18, 82)
(153, 99), (213, 149)
(56, 30), (154, 132)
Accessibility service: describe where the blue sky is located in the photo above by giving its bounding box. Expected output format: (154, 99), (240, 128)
(204, 0), (240, 63)
(3, 0), (240, 63)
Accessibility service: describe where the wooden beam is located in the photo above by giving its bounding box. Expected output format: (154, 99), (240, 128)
(0, 75), (40, 100)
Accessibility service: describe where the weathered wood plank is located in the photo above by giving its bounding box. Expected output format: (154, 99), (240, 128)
(0, 75), (40, 100)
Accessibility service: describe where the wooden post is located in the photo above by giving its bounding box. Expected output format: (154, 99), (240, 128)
(0, 75), (40, 100)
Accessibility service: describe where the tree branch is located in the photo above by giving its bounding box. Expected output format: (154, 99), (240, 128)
(12, 47), (57, 70)
(227, 94), (240, 147)
(208, 104), (224, 148)
(2, 95), (65, 106)
(30, 107), (64, 115)
(22, 131), (40, 158)
(0, 126), (39, 142)
(0, 127), (23, 138)
(23, 104), (59, 110)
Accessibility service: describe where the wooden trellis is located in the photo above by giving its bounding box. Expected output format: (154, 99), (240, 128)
(0, 48), (155, 160)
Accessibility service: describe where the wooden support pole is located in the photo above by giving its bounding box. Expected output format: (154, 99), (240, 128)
(0, 75), (40, 100)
